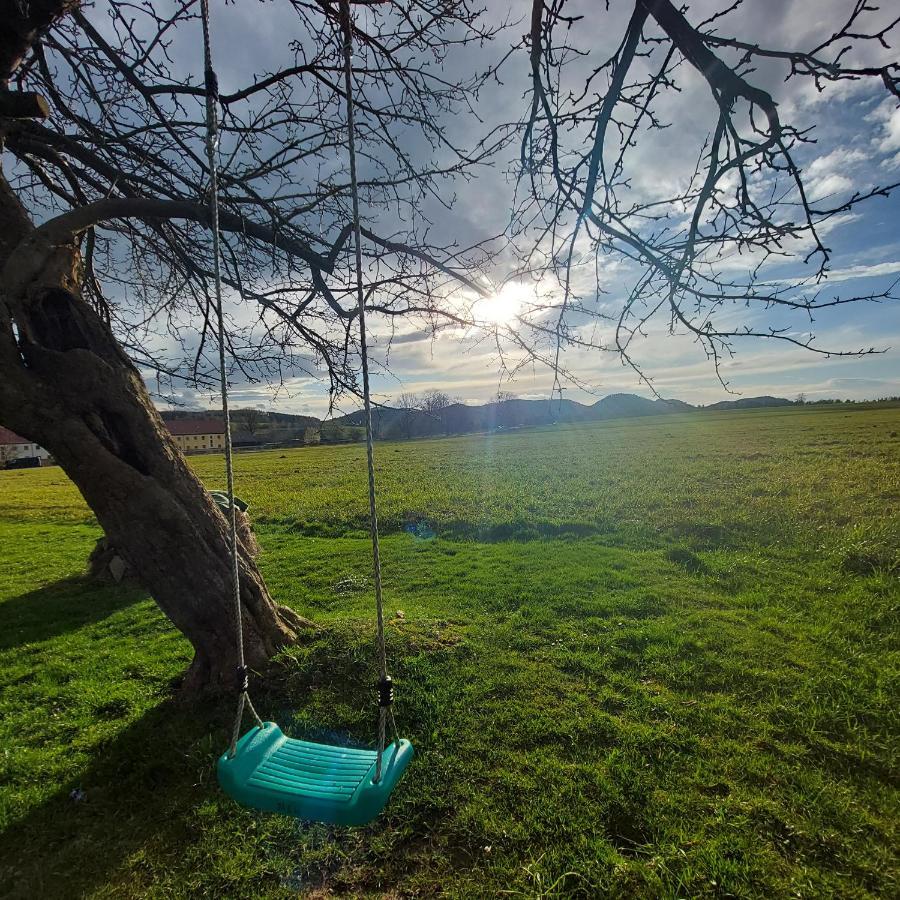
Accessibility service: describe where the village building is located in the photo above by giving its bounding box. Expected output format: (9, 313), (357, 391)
(0, 426), (51, 466)
(164, 418), (226, 454)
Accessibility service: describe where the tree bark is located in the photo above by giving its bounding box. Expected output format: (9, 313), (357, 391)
(0, 172), (313, 693)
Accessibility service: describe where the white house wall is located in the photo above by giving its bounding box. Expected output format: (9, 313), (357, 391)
(0, 442), (50, 462)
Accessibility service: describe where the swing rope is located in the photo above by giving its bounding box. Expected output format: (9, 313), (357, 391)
(202, 0), (397, 777)
(200, 0), (262, 757)
(338, 0), (398, 783)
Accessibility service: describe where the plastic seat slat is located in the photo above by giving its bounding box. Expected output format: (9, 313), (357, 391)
(260, 760), (369, 786)
(272, 746), (373, 771)
(247, 773), (354, 801)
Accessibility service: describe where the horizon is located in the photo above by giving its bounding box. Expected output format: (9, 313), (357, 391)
(157, 389), (900, 422)
(141, 0), (899, 419)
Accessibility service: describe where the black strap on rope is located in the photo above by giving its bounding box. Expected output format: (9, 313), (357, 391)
(377, 675), (394, 708)
(204, 67), (218, 100)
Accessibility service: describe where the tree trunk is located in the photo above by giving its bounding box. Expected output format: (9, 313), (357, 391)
(0, 174), (313, 693)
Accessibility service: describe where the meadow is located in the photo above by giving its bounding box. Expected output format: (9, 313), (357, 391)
(0, 405), (897, 898)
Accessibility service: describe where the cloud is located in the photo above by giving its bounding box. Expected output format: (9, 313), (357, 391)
(819, 260), (900, 283)
(872, 103), (900, 153)
(383, 329), (437, 346)
(806, 147), (868, 177)
(805, 147), (867, 200)
(114, 0), (900, 417)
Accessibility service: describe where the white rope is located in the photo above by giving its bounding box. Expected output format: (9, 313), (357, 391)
(201, 0), (394, 770)
(199, 0), (261, 757)
(338, 0), (397, 783)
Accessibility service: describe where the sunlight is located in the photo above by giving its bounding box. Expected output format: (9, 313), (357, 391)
(475, 281), (530, 325)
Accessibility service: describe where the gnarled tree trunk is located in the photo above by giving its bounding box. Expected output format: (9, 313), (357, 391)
(0, 174), (312, 693)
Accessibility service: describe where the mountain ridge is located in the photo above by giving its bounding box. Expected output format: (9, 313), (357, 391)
(161, 393), (801, 443)
(326, 392), (800, 439)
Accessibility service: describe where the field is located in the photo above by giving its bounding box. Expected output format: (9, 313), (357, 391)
(0, 406), (898, 898)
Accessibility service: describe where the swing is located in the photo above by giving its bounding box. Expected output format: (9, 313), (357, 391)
(218, 726), (413, 827)
(199, 0), (413, 826)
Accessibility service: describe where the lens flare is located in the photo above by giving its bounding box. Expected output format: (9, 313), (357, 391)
(475, 282), (529, 325)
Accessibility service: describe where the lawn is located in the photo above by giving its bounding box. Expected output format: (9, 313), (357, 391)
(0, 406), (897, 898)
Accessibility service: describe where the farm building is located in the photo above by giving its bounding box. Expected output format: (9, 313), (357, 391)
(164, 418), (226, 454)
(0, 426), (50, 466)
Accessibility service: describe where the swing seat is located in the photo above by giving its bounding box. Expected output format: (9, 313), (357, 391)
(217, 722), (413, 826)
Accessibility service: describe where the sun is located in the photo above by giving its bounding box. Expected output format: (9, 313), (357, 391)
(475, 281), (529, 325)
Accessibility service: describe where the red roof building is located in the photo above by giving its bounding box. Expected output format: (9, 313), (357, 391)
(0, 426), (30, 445)
(162, 417), (226, 454)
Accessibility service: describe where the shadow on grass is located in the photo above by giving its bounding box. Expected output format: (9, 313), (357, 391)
(0, 577), (146, 651)
(0, 698), (224, 900)
(0, 627), (398, 900)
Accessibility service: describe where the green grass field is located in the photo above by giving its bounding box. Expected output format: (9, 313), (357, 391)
(0, 406), (898, 898)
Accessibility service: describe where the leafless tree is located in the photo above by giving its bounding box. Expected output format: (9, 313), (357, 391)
(398, 391), (421, 409)
(238, 408), (263, 438)
(495, 390), (518, 426)
(421, 388), (456, 434)
(421, 389), (452, 413)
(421, 389), (453, 413)
(0, 0), (506, 690)
(371, 406), (385, 441)
(509, 0), (900, 401)
(397, 391), (420, 439)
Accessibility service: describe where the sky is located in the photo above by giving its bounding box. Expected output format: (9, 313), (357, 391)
(142, 0), (900, 417)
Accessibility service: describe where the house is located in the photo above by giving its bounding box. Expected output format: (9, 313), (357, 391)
(0, 426), (51, 466)
(164, 417), (226, 454)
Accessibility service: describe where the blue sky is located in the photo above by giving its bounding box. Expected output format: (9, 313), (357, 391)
(148, 0), (900, 416)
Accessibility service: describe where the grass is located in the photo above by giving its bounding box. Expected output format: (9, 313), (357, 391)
(0, 405), (897, 897)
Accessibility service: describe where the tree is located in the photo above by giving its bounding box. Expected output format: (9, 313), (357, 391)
(421, 390), (453, 413)
(495, 390), (517, 427)
(239, 408), (263, 439)
(421, 389), (455, 435)
(371, 407), (385, 441)
(397, 391), (421, 439)
(0, 0), (501, 690)
(512, 0), (899, 398)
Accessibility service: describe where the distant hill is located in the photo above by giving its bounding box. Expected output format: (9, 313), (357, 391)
(161, 408), (319, 446)
(331, 392), (700, 439)
(591, 393), (680, 419)
(162, 393), (798, 445)
(659, 398), (694, 411)
(704, 396), (794, 411)
(163, 408), (317, 426)
(161, 409), (224, 421)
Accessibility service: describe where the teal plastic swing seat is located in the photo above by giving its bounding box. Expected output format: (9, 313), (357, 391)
(217, 722), (413, 826)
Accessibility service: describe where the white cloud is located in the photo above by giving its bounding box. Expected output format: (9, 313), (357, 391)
(880, 107), (900, 153)
(819, 260), (900, 283)
(806, 147), (867, 178)
(807, 173), (854, 201)
(866, 100), (900, 154)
